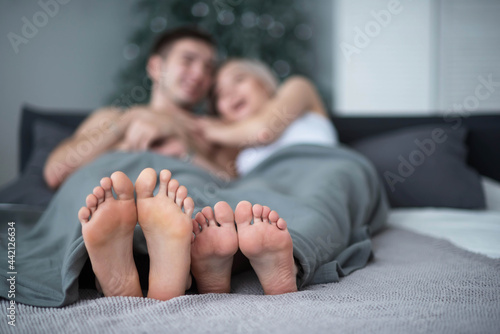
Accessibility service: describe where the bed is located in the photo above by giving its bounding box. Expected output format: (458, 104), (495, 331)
(0, 105), (499, 333)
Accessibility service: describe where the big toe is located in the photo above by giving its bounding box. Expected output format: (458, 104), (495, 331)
(111, 171), (134, 200)
(235, 201), (253, 227)
(135, 168), (157, 199)
(214, 201), (235, 227)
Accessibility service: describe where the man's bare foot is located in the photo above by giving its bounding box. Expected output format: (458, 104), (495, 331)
(235, 201), (298, 295)
(78, 171), (142, 297)
(191, 201), (238, 293)
(135, 168), (194, 300)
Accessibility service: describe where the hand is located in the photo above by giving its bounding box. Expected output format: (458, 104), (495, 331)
(119, 106), (175, 151)
(150, 137), (190, 159)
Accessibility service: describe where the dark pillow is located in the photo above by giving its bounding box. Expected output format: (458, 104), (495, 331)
(24, 119), (74, 175)
(0, 119), (73, 206)
(352, 125), (485, 209)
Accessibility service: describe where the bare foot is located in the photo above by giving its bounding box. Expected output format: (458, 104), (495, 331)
(78, 171), (142, 297)
(235, 201), (298, 295)
(191, 201), (238, 293)
(135, 168), (194, 300)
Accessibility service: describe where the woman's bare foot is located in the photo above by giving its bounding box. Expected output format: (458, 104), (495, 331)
(135, 168), (195, 300)
(78, 171), (142, 297)
(235, 201), (298, 295)
(191, 201), (238, 293)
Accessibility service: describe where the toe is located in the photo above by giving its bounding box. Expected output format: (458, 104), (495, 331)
(167, 178), (180, 200)
(195, 211), (208, 229)
(262, 206), (271, 224)
(93, 186), (105, 205)
(135, 168), (157, 199)
(214, 201), (235, 227)
(201, 206), (217, 226)
(269, 210), (280, 224)
(86, 194), (98, 215)
(252, 204), (263, 224)
(235, 201), (253, 227)
(110, 171), (134, 200)
(78, 207), (90, 224)
(158, 169), (171, 196)
(277, 218), (287, 230)
(192, 217), (202, 235)
(184, 197), (195, 218)
(175, 186), (188, 207)
(100, 177), (114, 200)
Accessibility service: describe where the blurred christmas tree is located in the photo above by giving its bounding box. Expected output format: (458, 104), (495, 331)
(108, 0), (317, 109)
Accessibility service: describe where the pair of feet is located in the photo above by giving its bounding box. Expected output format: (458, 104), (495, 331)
(78, 168), (297, 300)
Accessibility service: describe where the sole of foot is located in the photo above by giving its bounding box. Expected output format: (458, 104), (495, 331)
(135, 168), (194, 300)
(78, 171), (142, 297)
(191, 201), (238, 294)
(234, 201), (298, 295)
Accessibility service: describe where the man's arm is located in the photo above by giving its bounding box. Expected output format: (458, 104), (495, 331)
(43, 107), (129, 189)
(44, 105), (196, 189)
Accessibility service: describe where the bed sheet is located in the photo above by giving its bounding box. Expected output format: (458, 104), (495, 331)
(388, 208), (500, 258)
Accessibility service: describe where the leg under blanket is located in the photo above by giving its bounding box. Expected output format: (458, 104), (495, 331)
(0, 145), (388, 307)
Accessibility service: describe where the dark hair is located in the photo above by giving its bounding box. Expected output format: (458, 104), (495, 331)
(150, 26), (217, 58)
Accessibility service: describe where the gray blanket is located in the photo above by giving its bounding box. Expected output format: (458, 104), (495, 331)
(0, 145), (387, 307)
(1, 228), (499, 334)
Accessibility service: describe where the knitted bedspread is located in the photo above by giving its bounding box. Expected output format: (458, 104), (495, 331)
(2, 228), (499, 334)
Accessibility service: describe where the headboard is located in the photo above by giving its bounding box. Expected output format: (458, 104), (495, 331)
(330, 114), (500, 182)
(19, 105), (500, 182)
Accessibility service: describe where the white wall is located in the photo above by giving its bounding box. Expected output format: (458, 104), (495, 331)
(334, 0), (436, 115)
(333, 0), (500, 115)
(438, 0), (500, 112)
(0, 0), (139, 186)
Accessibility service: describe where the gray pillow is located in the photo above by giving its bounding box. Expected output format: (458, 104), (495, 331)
(0, 119), (73, 206)
(24, 119), (74, 176)
(353, 125), (485, 209)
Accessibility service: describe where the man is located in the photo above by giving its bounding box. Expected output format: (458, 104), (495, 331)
(44, 26), (217, 189)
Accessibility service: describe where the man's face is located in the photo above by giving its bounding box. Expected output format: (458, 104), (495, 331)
(155, 38), (216, 108)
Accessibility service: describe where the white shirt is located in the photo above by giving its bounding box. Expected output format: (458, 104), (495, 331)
(236, 112), (338, 175)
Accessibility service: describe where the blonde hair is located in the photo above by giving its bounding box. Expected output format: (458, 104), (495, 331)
(225, 58), (279, 95)
(210, 58), (279, 115)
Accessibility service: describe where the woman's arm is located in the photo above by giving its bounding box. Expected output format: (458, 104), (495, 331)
(200, 76), (327, 147)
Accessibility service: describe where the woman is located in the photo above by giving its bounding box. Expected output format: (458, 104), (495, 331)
(190, 58), (339, 178)
(184, 59), (342, 295)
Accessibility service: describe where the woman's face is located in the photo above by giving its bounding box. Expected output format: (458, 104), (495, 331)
(215, 62), (271, 122)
